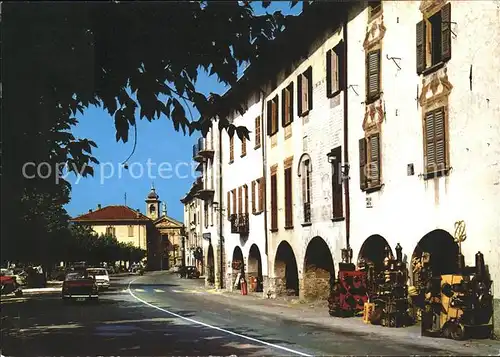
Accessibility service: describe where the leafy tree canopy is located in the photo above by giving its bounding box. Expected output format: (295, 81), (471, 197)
(2, 1), (299, 261)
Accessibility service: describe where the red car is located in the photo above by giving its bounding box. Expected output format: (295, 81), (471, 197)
(62, 272), (98, 302)
(0, 275), (23, 297)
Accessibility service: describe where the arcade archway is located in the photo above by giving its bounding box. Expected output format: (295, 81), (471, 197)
(274, 241), (299, 296)
(358, 234), (393, 272)
(303, 236), (335, 300)
(247, 244), (263, 292)
(411, 229), (459, 283)
(231, 246), (244, 288)
(207, 244), (215, 285)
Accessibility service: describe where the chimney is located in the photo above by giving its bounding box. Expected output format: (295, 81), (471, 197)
(97, 204), (101, 210)
(136, 209), (140, 218)
(89, 209), (93, 213)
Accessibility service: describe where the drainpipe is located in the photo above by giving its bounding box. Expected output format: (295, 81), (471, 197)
(259, 89), (268, 257)
(218, 125), (224, 289)
(342, 12), (352, 261)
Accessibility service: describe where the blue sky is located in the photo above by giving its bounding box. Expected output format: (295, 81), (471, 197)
(65, 2), (302, 221)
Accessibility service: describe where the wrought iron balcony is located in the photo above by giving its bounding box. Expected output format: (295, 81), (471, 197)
(192, 142), (203, 162)
(230, 213), (249, 234)
(303, 202), (311, 224)
(237, 213), (249, 234)
(229, 214), (238, 233)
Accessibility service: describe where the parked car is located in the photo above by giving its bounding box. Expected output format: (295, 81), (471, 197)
(62, 272), (98, 302)
(0, 275), (23, 297)
(179, 266), (200, 279)
(86, 268), (110, 290)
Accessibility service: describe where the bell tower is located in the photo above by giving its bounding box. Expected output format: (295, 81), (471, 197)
(145, 183), (161, 220)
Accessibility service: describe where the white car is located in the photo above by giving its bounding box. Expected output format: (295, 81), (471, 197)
(86, 268), (110, 290)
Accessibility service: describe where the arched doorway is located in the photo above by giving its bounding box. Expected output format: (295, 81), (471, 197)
(411, 229), (459, 283)
(303, 236), (335, 300)
(207, 244), (215, 285)
(358, 234), (393, 272)
(274, 241), (299, 296)
(232, 246), (244, 289)
(247, 244), (263, 292)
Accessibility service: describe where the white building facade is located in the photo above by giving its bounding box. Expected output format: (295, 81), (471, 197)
(345, 0), (500, 335)
(222, 93), (268, 293)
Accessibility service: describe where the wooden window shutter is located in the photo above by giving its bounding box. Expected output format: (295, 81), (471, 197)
(424, 110), (435, 173)
(238, 186), (242, 214)
(366, 50), (380, 102)
(369, 134), (381, 186)
(270, 174), (278, 230)
(267, 101), (273, 136)
(434, 107), (446, 168)
(416, 20), (426, 74)
(302, 166), (307, 203)
(284, 167), (293, 227)
(255, 116), (261, 147)
(302, 72), (309, 112)
(229, 135), (234, 161)
(332, 146), (343, 218)
(244, 184), (248, 214)
(328, 50), (339, 94)
(441, 2), (452, 62)
(258, 178), (264, 212)
(232, 189), (236, 215)
(297, 74), (303, 115)
(307, 67), (313, 111)
(326, 50), (332, 96)
(251, 180), (256, 213)
(241, 137), (246, 156)
(359, 138), (367, 190)
(227, 191), (231, 216)
(282, 87), (288, 127)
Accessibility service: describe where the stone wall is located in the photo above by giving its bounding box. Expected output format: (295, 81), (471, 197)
(303, 265), (331, 301)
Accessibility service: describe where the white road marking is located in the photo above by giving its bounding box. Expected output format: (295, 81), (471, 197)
(128, 278), (312, 357)
(134, 289), (145, 292)
(154, 289), (165, 293)
(171, 289), (183, 293)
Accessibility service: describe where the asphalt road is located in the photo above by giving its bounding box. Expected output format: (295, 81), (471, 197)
(0, 272), (493, 356)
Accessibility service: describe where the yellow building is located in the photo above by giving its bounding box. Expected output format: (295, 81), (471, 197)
(71, 187), (185, 270)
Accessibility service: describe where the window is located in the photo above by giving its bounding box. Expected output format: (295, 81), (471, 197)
(416, 3), (451, 74)
(243, 184), (248, 214)
(149, 204), (156, 214)
(359, 133), (381, 191)
(284, 157), (293, 229)
(423, 107), (448, 178)
(106, 226), (116, 236)
(270, 166), (278, 231)
(368, 1), (382, 19)
(237, 187), (242, 215)
(229, 135), (234, 162)
(251, 180), (256, 213)
(267, 96), (279, 136)
(366, 49), (381, 103)
(281, 82), (294, 127)
(232, 189), (237, 215)
(128, 225), (134, 237)
(298, 66), (313, 116)
(330, 146), (343, 219)
(204, 202), (209, 229)
(301, 158), (312, 224)
(255, 116), (261, 148)
(258, 177), (264, 213)
(326, 41), (345, 97)
(241, 137), (247, 157)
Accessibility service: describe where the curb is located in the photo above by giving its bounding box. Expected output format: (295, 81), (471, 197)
(22, 287), (62, 294)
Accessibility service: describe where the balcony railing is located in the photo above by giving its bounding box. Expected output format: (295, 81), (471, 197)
(197, 137), (214, 158)
(303, 202), (311, 224)
(230, 213), (249, 234)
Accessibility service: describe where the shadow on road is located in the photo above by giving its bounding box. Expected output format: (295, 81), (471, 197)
(0, 292), (298, 356)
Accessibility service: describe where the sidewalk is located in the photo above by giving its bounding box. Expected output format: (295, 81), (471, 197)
(177, 277), (500, 356)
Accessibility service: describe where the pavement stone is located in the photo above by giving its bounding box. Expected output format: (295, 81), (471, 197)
(169, 273), (500, 355)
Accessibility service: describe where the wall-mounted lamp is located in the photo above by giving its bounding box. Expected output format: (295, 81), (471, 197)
(213, 202), (225, 212)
